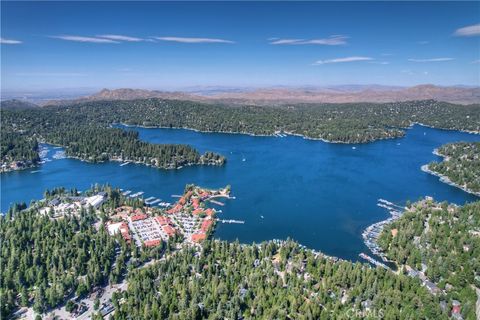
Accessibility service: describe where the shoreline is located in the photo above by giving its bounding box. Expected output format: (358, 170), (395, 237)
(66, 154), (223, 170)
(421, 164), (480, 197)
(115, 122), (405, 144)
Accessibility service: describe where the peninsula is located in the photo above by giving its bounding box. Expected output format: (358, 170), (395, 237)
(422, 142), (480, 196)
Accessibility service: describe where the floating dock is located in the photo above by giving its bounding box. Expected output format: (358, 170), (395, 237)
(209, 200), (225, 206)
(158, 202), (171, 207)
(146, 199), (160, 205)
(129, 191), (144, 198)
(359, 253), (390, 270)
(216, 219), (244, 224)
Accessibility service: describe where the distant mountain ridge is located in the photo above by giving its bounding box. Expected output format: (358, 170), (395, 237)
(0, 99), (39, 109)
(33, 84), (480, 106)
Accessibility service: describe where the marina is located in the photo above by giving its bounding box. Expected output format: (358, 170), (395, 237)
(362, 198), (408, 262)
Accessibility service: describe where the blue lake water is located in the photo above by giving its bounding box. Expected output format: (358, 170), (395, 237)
(1, 124), (479, 261)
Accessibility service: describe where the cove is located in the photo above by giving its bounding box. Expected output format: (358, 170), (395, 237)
(1, 124), (479, 261)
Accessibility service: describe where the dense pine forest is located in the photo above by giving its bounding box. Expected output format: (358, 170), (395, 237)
(427, 142), (480, 194)
(0, 186), (162, 318)
(0, 131), (40, 170)
(2, 98), (479, 171)
(112, 240), (445, 319)
(377, 200), (480, 319)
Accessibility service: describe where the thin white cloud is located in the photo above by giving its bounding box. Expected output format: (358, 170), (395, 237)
(369, 61), (390, 65)
(51, 35), (119, 43)
(454, 23), (480, 37)
(0, 37), (22, 44)
(472, 59), (480, 64)
(154, 37), (234, 44)
(97, 34), (145, 42)
(270, 35), (348, 46)
(314, 56), (373, 65)
(15, 72), (88, 77)
(417, 40), (429, 45)
(408, 57), (454, 62)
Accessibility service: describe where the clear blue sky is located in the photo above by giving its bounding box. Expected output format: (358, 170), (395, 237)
(1, 1), (479, 91)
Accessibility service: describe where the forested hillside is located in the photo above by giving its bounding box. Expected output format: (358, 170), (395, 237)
(112, 239), (445, 319)
(2, 98), (479, 171)
(44, 98), (480, 143)
(427, 142), (480, 195)
(377, 200), (480, 319)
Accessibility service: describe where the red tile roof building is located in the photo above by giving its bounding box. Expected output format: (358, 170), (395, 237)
(191, 233), (206, 243)
(192, 208), (204, 215)
(162, 225), (177, 237)
(154, 216), (171, 226)
(144, 239), (162, 247)
(130, 213), (148, 222)
(201, 219), (213, 232)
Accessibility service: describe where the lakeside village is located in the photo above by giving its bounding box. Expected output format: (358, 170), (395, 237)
(37, 184), (235, 248)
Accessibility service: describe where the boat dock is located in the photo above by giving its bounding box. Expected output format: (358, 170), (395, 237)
(146, 199), (160, 205)
(209, 199), (225, 206)
(122, 190), (131, 196)
(158, 202), (171, 207)
(362, 198), (406, 262)
(359, 253), (390, 270)
(216, 219), (245, 224)
(145, 196), (156, 202)
(120, 162), (130, 167)
(129, 191), (144, 198)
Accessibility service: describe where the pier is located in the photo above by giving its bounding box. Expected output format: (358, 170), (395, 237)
(216, 219), (244, 224)
(209, 199), (225, 206)
(359, 253), (391, 270)
(129, 191), (144, 198)
(145, 198), (160, 205)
